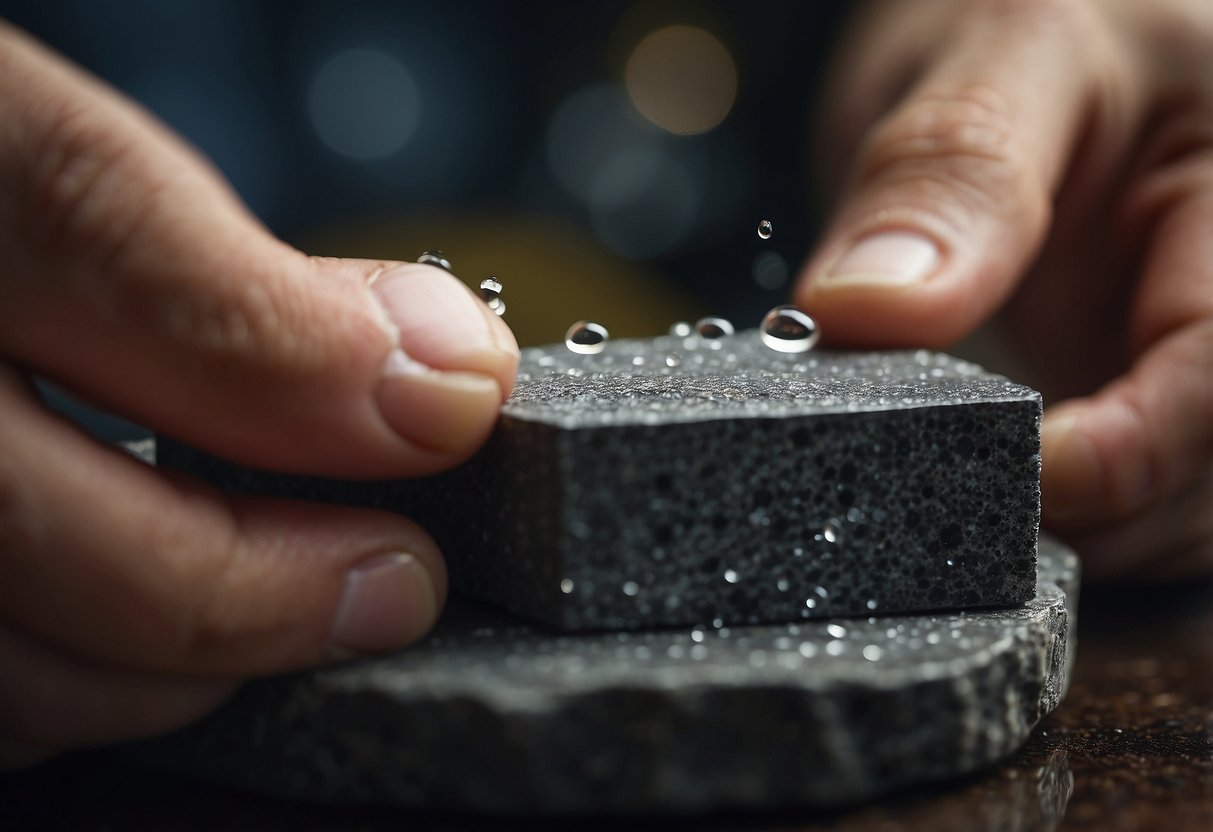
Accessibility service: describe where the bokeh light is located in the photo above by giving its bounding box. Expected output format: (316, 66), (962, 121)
(307, 47), (420, 161)
(624, 25), (737, 136)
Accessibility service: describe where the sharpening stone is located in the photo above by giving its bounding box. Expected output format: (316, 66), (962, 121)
(157, 330), (1042, 631)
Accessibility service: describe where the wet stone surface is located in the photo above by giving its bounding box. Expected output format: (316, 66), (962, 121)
(130, 539), (1077, 814)
(158, 332), (1041, 631)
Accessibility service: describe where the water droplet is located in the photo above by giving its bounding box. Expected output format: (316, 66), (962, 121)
(723, 569), (739, 584)
(826, 639), (846, 656)
(669, 321), (693, 337)
(565, 321), (609, 354)
(822, 520), (842, 544)
(478, 277), (506, 316)
(690, 629), (705, 643)
(757, 219), (773, 240)
(862, 644), (884, 662)
(946, 558), (955, 567)
(622, 581), (639, 596)
(712, 617), (724, 629)
(664, 354), (681, 368)
(826, 623), (847, 639)
(776, 578), (790, 592)
(815, 586), (829, 600)
(805, 598), (817, 609)
(760, 305), (819, 353)
(694, 317), (734, 339)
(417, 250), (452, 271)
(560, 578), (575, 594)
(798, 641), (817, 658)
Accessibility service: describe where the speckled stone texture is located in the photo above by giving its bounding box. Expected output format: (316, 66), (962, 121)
(132, 537), (1077, 815)
(157, 333), (1041, 630)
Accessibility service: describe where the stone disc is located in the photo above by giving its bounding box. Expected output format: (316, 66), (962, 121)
(133, 537), (1078, 815)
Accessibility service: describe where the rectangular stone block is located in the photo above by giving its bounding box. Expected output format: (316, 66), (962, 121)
(158, 331), (1041, 631)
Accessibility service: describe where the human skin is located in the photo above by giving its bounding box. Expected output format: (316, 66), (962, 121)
(799, 0), (1212, 582)
(0, 22), (518, 766)
(0, 0), (1210, 761)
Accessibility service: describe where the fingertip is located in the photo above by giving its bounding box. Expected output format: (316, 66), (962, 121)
(374, 357), (504, 471)
(370, 263), (520, 397)
(330, 551), (442, 657)
(793, 231), (978, 349)
(1040, 399), (1153, 529)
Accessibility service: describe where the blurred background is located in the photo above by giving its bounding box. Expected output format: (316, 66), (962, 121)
(1, 0), (854, 437)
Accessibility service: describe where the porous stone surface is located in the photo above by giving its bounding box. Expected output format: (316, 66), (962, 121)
(158, 333), (1042, 630)
(134, 538), (1077, 815)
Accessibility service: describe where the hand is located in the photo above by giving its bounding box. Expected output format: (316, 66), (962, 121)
(0, 24), (518, 766)
(799, 0), (1213, 580)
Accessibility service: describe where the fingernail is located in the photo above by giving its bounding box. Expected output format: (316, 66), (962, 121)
(818, 231), (940, 289)
(331, 553), (439, 655)
(370, 264), (518, 373)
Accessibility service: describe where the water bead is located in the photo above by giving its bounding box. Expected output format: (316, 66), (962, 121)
(669, 321), (693, 337)
(822, 519), (842, 544)
(760, 305), (820, 353)
(478, 277), (506, 316)
(757, 219), (773, 240)
(565, 321), (609, 355)
(694, 316), (734, 339)
(417, 250), (452, 271)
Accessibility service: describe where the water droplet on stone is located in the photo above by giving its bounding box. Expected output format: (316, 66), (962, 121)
(827, 623), (847, 639)
(760, 305), (819, 353)
(776, 578), (790, 592)
(863, 644), (884, 662)
(866, 599), (878, 610)
(565, 320), (609, 354)
(815, 586), (830, 599)
(826, 639), (845, 656)
(664, 354), (681, 368)
(690, 629), (705, 643)
(822, 519), (842, 544)
(695, 317), (734, 339)
(798, 641), (817, 658)
(669, 321), (693, 337)
(757, 219), (773, 240)
(560, 578), (575, 594)
(723, 569), (739, 584)
(622, 580), (639, 596)
(417, 250), (452, 271)
(805, 598), (817, 609)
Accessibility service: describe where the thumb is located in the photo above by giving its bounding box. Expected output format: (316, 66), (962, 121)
(0, 24), (517, 478)
(796, 1), (1097, 347)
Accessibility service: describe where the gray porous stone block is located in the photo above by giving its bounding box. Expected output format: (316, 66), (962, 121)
(134, 537), (1077, 815)
(158, 332), (1041, 630)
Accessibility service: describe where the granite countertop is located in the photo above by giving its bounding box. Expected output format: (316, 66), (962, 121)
(2, 578), (1209, 831)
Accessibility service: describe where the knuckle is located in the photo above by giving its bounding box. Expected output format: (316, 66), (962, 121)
(21, 99), (146, 269)
(860, 85), (1048, 225)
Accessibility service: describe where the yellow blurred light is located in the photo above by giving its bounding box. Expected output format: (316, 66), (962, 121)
(624, 25), (737, 136)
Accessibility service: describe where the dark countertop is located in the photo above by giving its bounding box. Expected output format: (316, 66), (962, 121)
(2, 579), (1210, 832)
